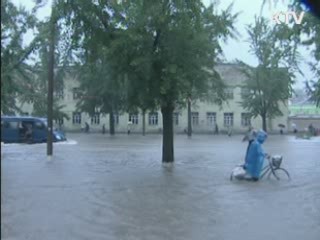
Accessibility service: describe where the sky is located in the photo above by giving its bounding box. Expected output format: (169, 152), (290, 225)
(11, 0), (316, 90)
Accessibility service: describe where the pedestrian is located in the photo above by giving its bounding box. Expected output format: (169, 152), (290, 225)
(85, 122), (89, 133)
(243, 130), (268, 181)
(25, 124), (33, 143)
(127, 121), (132, 135)
(291, 122), (298, 134)
(280, 128), (283, 135)
(102, 124), (106, 134)
(308, 123), (315, 136)
(214, 123), (219, 135)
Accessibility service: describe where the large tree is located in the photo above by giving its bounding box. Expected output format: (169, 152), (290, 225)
(59, 0), (237, 162)
(1, 0), (38, 114)
(240, 17), (298, 131)
(112, 1), (237, 162)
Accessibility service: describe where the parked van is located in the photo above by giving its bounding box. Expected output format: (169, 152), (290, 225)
(1, 116), (66, 143)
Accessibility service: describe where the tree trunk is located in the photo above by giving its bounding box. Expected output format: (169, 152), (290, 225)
(187, 99), (192, 137)
(261, 113), (267, 132)
(142, 109), (146, 136)
(47, 6), (55, 156)
(161, 104), (174, 163)
(109, 111), (115, 135)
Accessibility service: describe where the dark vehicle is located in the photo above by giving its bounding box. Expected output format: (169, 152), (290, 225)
(1, 116), (67, 143)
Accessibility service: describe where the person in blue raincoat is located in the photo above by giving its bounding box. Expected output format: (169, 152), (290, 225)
(244, 130), (268, 181)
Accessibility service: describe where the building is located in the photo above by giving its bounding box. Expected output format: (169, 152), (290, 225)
(18, 63), (289, 134)
(288, 96), (320, 132)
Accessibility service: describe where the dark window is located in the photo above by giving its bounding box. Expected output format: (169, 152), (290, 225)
(129, 114), (139, 125)
(6, 121), (19, 129)
(34, 121), (45, 130)
(241, 113), (251, 127)
(148, 112), (158, 125)
(206, 112), (216, 126)
(191, 112), (199, 125)
(225, 88), (234, 99)
(55, 88), (64, 99)
(55, 118), (64, 126)
(72, 112), (81, 124)
(91, 113), (100, 125)
(241, 87), (250, 98)
(224, 113), (234, 127)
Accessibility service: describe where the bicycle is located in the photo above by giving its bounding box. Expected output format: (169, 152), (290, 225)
(230, 154), (291, 181)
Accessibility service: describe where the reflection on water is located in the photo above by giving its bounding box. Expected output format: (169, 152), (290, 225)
(1, 134), (320, 240)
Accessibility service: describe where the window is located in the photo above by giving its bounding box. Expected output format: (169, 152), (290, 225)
(55, 88), (64, 99)
(35, 121), (45, 130)
(173, 112), (179, 125)
(224, 88), (234, 99)
(129, 114), (139, 124)
(91, 113), (100, 125)
(73, 88), (82, 100)
(5, 121), (19, 129)
(206, 112), (216, 126)
(55, 118), (64, 126)
(224, 113), (233, 127)
(72, 112), (81, 124)
(241, 113), (251, 127)
(148, 112), (158, 125)
(191, 112), (199, 125)
(241, 87), (249, 98)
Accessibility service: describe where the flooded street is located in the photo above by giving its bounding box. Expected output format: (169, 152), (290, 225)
(1, 134), (320, 240)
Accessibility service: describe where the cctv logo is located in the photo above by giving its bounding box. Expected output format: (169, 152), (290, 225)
(272, 11), (305, 25)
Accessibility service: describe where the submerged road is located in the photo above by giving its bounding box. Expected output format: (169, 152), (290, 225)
(1, 134), (320, 240)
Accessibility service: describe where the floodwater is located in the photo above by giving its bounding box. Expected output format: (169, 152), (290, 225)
(1, 133), (320, 240)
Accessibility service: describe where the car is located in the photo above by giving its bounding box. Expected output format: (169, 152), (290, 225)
(1, 116), (67, 143)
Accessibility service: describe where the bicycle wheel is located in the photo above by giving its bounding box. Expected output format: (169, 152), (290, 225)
(271, 168), (291, 180)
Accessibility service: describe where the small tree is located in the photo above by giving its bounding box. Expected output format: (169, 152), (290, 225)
(75, 47), (127, 135)
(240, 17), (297, 131)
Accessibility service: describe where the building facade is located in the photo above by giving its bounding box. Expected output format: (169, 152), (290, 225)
(18, 63), (289, 134)
(288, 97), (320, 132)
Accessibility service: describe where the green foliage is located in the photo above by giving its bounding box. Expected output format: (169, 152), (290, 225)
(306, 79), (320, 106)
(74, 48), (127, 117)
(240, 17), (296, 130)
(1, 0), (38, 114)
(61, 0), (237, 120)
(1, 0), (71, 118)
(109, 0), (238, 110)
(240, 63), (292, 118)
(289, 0), (320, 107)
(17, 5), (72, 121)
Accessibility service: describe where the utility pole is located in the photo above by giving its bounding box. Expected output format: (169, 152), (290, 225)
(47, 5), (56, 156)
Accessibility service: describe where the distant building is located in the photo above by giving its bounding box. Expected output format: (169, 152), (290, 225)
(17, 63), (289, 133)
(288, 96), (320, 132)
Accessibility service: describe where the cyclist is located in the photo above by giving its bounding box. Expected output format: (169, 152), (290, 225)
(243, 130), (268, 181)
